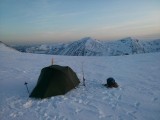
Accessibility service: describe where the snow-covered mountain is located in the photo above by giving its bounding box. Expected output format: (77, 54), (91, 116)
(105, 37), (145, 56)
(13, 37), (160, 56)
(141, 39), (160, 53)
(57, 37), (105, 56)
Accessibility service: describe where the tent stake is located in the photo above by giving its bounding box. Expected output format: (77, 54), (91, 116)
(82, 62), (86, 86)
(51, 58), (54, 65)
(24, 82), (30, 95)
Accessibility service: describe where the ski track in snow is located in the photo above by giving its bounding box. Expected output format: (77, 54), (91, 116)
(0, 46), (160, 120)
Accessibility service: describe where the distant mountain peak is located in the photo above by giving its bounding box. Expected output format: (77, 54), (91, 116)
(80, 37), (93, 41)
(119, 37), (139, 43)
(120, 37), (134, 41)
(78, 37), (101, 45)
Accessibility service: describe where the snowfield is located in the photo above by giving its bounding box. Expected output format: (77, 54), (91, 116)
(0, 43), (160, 120)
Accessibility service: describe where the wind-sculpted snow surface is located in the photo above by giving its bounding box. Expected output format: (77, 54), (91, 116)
(0, 44), (160, 120)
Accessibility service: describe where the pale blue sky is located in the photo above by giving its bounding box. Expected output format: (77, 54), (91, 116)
(0, 0), (160, 44)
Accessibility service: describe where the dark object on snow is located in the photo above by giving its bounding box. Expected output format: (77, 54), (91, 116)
(30, 65), (80, 99)
(104, 77), (118, 88)
(24, 82), (30, 94)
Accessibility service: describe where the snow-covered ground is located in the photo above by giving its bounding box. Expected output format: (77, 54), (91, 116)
(0, 43), (160, 120)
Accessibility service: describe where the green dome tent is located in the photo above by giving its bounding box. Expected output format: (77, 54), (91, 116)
(30, 65), (80, 99)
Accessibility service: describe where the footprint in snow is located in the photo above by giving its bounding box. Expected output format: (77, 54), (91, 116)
(10, 112), (23, 118)
(127, 111), (137, 120)
(55, 115), (67, 120)
(102, 96), (108, 100)
(98, 110), (106, 118)
(117, 95), (122, 100)
(75, 108), (82, 114)
(43, 113), (52, 120)
(106, 115), (114, 119)
(10, 112), (17, 118)
(152, 97), (158, 102)
(135, 102), (140, 110)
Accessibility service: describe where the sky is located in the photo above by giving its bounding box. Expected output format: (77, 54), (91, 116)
(0, 0), (160, 45)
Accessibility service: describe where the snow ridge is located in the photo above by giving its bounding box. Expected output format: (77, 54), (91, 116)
(0, 41), (19, 53)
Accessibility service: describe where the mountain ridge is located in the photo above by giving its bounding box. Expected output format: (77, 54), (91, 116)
(9, 37), (160, 56)
(0, 41), (19, 53)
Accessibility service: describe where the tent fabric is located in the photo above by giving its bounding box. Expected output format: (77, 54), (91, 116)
(29, 65), (80, 99)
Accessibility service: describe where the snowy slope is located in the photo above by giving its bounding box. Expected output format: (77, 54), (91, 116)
(0, 43), (160, 120)
(0, 41), (19, 53)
